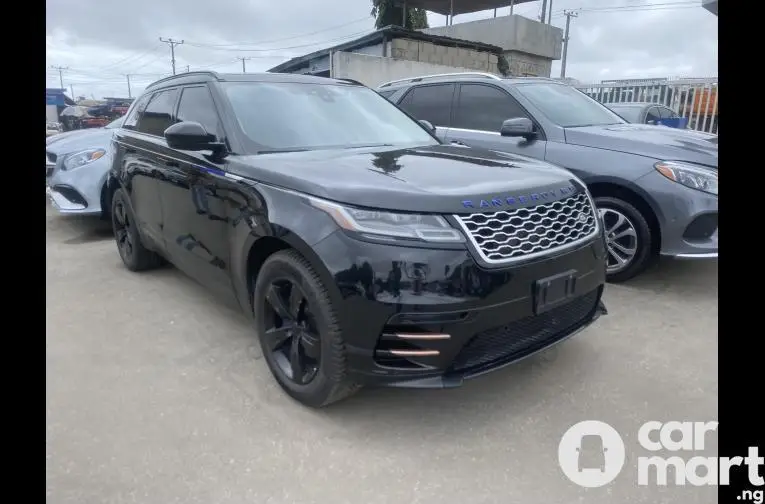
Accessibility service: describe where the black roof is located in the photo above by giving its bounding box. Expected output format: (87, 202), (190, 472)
(145, 71), (358, 91)
(267, 25), (503, 74)
(400, 0), (535, 16)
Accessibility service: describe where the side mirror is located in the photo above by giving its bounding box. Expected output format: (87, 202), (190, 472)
(419, 119), (436, 133)
(500, 117), (537, 140)
(164, 121), (219, 151)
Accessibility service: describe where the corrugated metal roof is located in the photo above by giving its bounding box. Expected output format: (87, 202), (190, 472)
(268, 25), (503, 74)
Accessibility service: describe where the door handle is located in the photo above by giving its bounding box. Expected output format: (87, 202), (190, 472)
(451, 140), (467, 146)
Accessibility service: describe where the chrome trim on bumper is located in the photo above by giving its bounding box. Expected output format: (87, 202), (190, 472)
(673, 252), (718, 259)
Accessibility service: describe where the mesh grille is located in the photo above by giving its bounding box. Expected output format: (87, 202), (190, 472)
(449, 290), (599, 374)
(456, 192), (598, 263)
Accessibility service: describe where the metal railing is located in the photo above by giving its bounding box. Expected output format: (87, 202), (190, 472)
(575, 78), (718, 134)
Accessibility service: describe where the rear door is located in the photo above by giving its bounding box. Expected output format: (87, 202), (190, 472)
(446, 83), (547, 160)
(396, 83), (455, 142)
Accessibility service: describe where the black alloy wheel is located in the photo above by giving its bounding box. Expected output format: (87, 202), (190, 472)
(113, 198), (134, 262)
(110, 188), (163, 272)
(262, 279), (321, 385)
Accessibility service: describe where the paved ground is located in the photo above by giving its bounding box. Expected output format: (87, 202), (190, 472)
(46, 204), (718, 504)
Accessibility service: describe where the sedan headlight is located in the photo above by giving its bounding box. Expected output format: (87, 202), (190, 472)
(63, 148), (106, 171)
(654, 161), (717, 195)
(308, 197), (464, 243)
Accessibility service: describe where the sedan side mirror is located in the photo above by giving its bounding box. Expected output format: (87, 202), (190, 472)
(164, 121), (220, 152)
(500, 117), (537, 141)
(419, 119), (436, 133)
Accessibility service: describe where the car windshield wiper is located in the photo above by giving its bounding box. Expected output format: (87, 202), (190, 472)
(256, 147), (314, 154)
(342, 143), (394, 149)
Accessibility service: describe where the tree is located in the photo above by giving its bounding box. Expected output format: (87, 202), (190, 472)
(371, 0), (429, 30)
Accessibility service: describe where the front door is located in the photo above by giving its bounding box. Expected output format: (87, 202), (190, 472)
(445, 83), (547, 161)
(396, 83), (455, 143)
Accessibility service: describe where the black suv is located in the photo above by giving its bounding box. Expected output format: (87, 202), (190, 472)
(106, 71), (608, 407)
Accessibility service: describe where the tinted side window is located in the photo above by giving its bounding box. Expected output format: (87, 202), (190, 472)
(378, 90), (396, 100)
(659, 106), (678, 119)
(454, 84), (528, 132)
(176, 86), (221, 139)
(123, 94), (151, 130)
(136, 88), (179, 137)
(398, 84), (454, 127)
(645, 106), (661, 124)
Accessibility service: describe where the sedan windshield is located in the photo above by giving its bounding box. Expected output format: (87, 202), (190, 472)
(607, 105), (643, 123)
(515, 83), (626, 128)
(222, 81), (439, 153)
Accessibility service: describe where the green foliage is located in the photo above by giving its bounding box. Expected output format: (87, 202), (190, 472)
(371, 0), (430, 30)
(497, 54), (511, 77)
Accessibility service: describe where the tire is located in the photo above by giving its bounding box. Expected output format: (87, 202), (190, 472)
(253, 249), (361, 407)
(594, 196), (654, 283)
(111, 188), (163, 272)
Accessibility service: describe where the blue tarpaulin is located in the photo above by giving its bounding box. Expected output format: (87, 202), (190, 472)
(46, 88), (67, 106)
(656, 117), (689, 129)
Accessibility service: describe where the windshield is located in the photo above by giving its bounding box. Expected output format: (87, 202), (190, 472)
(222, 82), (439, 153)
(105, 117), (124, 129)
(607, 105), (643, 123)
(515, 83), (626, 128)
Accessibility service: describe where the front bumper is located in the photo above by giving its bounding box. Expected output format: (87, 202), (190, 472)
(313, 230), (608, 388)
(45, 152), (108, 216)
(636, 170), (718, 259)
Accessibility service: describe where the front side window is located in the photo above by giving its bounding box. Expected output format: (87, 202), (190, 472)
(645, 107), (661, 124)
(176, 86), (222, 139)
(399, 84), (454, 127)
(122, 94), (151, 130)
(515, 83), (626, 128)
(453, 84), (529, 132)
(136, 88), (179, 137)
(607, 105), (642, 123)
(222, 82), (439, 153)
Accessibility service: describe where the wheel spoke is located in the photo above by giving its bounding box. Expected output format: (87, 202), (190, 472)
(116, 228), (128, 244)
(611, 241), (636, 257)
(265, 325), (294, 351)
(265, 284), (294, 322)
(289, 335), (304, 384)
(288, 285), (304, 320)
(607, 248), (627, 266)
(605, 212), (625, 234)
(299, 331), (320, 360)
(613, 228), (637, 240)
(114, 204), (126, 226)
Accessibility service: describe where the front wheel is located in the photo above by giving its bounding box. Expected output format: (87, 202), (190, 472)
(253, 250), (361, 408)
(594, 196), (654, 283)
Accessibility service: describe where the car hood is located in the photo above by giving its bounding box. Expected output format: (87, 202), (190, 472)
(46, 128), (114, 155)
(230, 144), (585, 214)
(564, 123), (718, 167)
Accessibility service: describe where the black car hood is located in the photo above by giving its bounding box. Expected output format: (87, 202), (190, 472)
(564, 123), (718, 167)
(229, 144), (584, 214)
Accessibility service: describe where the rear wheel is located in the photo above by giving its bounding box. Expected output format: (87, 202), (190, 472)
(595, 196), (654, 283)
(111, 188), (163, 272)
(254, 250), (361, 408)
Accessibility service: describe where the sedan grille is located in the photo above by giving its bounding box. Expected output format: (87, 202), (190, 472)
(455, 192), (598, 264)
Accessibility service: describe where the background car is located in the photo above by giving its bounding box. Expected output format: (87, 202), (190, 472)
(605, 102), (688, 129)
(379, 73), (718, 282)
(46, 116), (123, 218)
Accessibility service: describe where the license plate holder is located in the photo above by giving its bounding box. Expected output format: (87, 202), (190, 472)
(534, 270), (577, 315)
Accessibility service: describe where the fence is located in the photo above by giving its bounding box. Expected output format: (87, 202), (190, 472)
(575, 78), (718, 134)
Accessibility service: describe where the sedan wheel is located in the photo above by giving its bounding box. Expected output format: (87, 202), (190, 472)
(598, 207), (639, 275)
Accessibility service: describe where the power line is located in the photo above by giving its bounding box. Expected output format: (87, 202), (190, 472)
(159, 37), (185, 75)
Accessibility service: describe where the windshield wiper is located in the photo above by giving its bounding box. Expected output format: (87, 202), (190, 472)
(256, 147), (314, 154)
(342, 143), (394, 149)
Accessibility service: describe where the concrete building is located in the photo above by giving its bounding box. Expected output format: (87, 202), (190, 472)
(269, 25), (504, 88)
(45, 88), (76, 123)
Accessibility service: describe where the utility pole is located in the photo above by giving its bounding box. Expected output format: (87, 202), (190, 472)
(548, 0), (553, 24)
(125, 74), (132, 98)
(159, 37), (184, 75)
(560, 10), (578, 79)
(69, 84), (75, 99)
(185, 65), (190, 72)
(51, 65), (68, 89)
(238, 56), (251, 73)
(540, 0), (548, 24)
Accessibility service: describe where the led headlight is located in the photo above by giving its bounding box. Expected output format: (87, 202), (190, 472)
(655, 161), (717, 196)
(308, 197), (464, 243)
(63, 148), (106, 171)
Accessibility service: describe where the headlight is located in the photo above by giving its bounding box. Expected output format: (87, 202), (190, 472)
(308, 197), (464, 243)
(654, 161), (717, 196)
(63, 149), (106, 171)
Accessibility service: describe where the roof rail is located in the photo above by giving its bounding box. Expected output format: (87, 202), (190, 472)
(147, 71), (221, 88)
(377, 72), (502, 88)
(336, 78), (367, 87)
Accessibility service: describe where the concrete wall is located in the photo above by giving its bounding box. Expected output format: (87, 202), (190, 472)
(46, 104), (59, 123)
(331, 51), (494, 89)
(386, 38), (499, 73)
(422, 15), (562, 60)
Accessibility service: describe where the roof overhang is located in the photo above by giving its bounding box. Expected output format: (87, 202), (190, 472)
(392, 0), (537, 16)
(702, 0), (717, 15)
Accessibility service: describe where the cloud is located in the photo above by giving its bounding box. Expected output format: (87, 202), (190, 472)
(46, 0), (717, 98)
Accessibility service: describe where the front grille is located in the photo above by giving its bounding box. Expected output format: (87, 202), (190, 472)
(455, 192), (598, 264)
(448, 289), (599, 374)
(51, 185), (88, 207)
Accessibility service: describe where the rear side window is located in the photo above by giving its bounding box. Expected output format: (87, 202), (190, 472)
(377, 89), (396, 100)
(454, 84), (529, 132)
(122, 94), (151, 130)
(136, 88), (179, 137)
(645, 106), (661, 124)
(398, 84), (454, 127)
(659, 106), (678, 119)
(176, 86), (222, 140)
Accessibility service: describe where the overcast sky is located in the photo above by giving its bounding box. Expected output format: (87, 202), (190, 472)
(45, 0), (717, 100)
